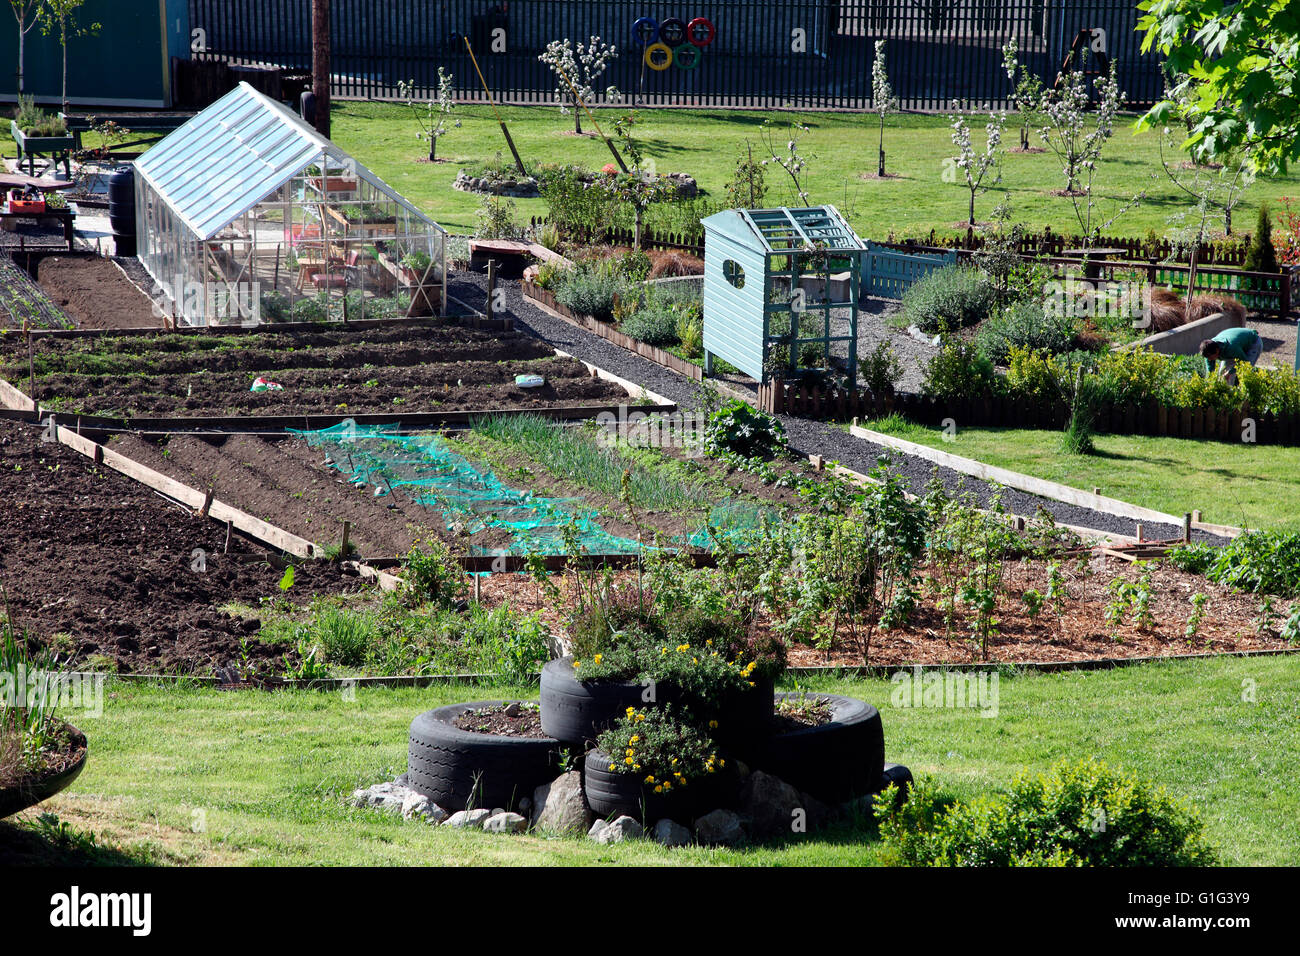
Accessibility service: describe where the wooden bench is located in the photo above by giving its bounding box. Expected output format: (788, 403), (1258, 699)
(59, 111), (196, 152)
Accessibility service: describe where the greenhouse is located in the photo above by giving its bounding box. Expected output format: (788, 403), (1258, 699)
(134, 82), (447, 327)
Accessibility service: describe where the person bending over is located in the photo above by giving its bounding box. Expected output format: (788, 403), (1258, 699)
(1199, 327), (1263, 386)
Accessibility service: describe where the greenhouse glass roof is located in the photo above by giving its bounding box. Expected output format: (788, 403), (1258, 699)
(134, 81), (440, 241)
(734, 206), (867, 254)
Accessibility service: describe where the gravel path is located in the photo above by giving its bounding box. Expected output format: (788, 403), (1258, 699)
(450, 271), (1225, 543)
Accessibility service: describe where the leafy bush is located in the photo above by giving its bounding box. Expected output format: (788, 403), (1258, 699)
(474, 195), (524, 240)
(1004, 346), (1068, 402)
(259, 291), (290, 323)
(704, 399), (789, 460)
(620, 305), (679, 346)
(860, 340), (903, 395)
(901, 264), (998, 334)
(921, 337), (995, 400)
(675, 311), (703, 357)
(1091, 347), (1177, 405)
(290, 295), (329, 323)
(977, 299), (1077, 365)
(1169, 531), (1300, 597)
(875, 758), (1217, 867)
(553, 268), (634, 322)
(402, 538), (465, 607)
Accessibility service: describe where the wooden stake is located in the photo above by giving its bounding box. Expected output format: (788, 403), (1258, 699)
(200, 487), (214, 518)
(224, 519), (233, 554)
(1135, 523), (1144, 542)
(340, 519), (351, 559)
(486, 259), (497, 319)
(473, 573), (481, 604)
(1183, 512), (1192, 543)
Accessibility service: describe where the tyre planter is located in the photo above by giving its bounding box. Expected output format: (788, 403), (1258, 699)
(540, 657), (773, 757)
(759, 693), (885, 803)
(0, 725), (87, 819)
(541, 657), (658, 744)
(583, 747), (736, 823)
(407, 701), (561, 812)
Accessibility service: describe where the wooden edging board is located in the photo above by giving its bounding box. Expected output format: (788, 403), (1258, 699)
(56, 644), (1300, 689)
(848, 423), (1243, 540)
(51, 422), (404, 591)
(524, 281), (705, 382)
(814, 452), (1142, 547)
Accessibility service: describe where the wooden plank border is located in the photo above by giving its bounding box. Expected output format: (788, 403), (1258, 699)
(849, 423), (1242, 538)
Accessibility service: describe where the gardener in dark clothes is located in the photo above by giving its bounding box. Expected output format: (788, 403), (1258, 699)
(1199, 327), (1264, 386)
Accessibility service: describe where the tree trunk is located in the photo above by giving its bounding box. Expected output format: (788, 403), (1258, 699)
(17, 29), (24, 95)
(969, 190), (976, 226)
(61, 20), (69, 113)
(429, 136), (436, 162)
(573, 98), (582, 135)
(311, 0), (332, 138)
(634, 206), (643, 250)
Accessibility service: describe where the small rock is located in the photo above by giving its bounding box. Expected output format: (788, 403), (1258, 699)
(653, 819), (693, 847)
(503, 702), (521, 717)
(401, 792), (431, 821)
(533, 771), (593, 836)
(445, 808), (492, 829)
(694, 808), (745, 846)
(482, 811), (528, 833)
(590, 815), (643, 845)
(588, 819), (609, 841)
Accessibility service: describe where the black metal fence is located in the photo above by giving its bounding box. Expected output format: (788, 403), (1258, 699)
(188, 0), (1164, 110)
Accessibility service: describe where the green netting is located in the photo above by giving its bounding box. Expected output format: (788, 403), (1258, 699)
(290, 420), (774, 556)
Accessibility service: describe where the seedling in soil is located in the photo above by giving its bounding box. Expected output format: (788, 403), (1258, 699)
(1185, 593), (1209, 643)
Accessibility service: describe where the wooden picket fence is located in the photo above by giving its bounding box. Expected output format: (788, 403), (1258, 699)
(902, 226), (1258, 267)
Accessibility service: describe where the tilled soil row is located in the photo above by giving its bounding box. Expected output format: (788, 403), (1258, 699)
(0, 420), (365, 673)
(29, 357), (624, 417)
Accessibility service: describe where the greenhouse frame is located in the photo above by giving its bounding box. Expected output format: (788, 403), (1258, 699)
(134, 82), (447, 327)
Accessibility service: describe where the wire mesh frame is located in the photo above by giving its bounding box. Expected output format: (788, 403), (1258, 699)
(138, 148), (447, 327)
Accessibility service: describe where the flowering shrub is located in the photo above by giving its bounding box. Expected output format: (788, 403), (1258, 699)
(1275, 197), (1300, 267)
(595, 706), (724, 791)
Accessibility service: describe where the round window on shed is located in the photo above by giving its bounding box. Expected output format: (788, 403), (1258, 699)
(723, 259), (745, 288)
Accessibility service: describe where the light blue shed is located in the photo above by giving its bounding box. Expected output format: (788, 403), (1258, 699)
(701, 206), (868, 384)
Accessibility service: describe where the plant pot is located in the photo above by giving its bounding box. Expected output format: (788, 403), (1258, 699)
(0, 725), (87, 819)
(540, 657), (774, 756)
(757, 693), (884, 803)
(310, 176), (358, 194)
(407, 701), (561, 812)
(582, 746), (736, 823)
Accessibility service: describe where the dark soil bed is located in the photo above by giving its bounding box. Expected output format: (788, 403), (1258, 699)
(0, 324), (630, 418)
(35, 256), (160, 329)
(107, 431), (448, 558)
(0, 419), (365, 673)
(452, 702), (547, 737)
(472, 559), (1297, 667)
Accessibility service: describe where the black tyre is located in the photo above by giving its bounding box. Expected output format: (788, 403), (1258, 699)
(540, 657), (661, 744)
(582, 746), (735, 823)
(540, 657), (773, 756)
(407, 701), (561, 812)
(760, 693), (885, 803)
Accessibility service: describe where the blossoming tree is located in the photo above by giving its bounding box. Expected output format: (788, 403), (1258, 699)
(538, 36), (620, 134)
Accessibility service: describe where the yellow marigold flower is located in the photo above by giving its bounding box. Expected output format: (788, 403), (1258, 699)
(573, 660), (581, 668)
(662, 781), (672, 791)
(634, 713), (645, 721)
(692, 657), (699, 664)
(719, 759), (726, 767)
(593, 653), (602, 664)
(705, 639), (712, 646)
(748, 681), (755, 687)
(645, 775), (655, 784)
(608, 763), (616, 771)
(708, 765), (716, 773)
(630, 735), (640, 743)
(654, 784), (663, 793)
(624, 757), (634, 765)
(625, 706), (636, 716)
(626, 748), (635, 757)
(708, 719), (718, 728)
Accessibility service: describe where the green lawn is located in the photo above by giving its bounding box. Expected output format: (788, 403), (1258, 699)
(7, 657), (1298, 866)
(863, 417), (1300, 533)
(326, 103), (1300, 239)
